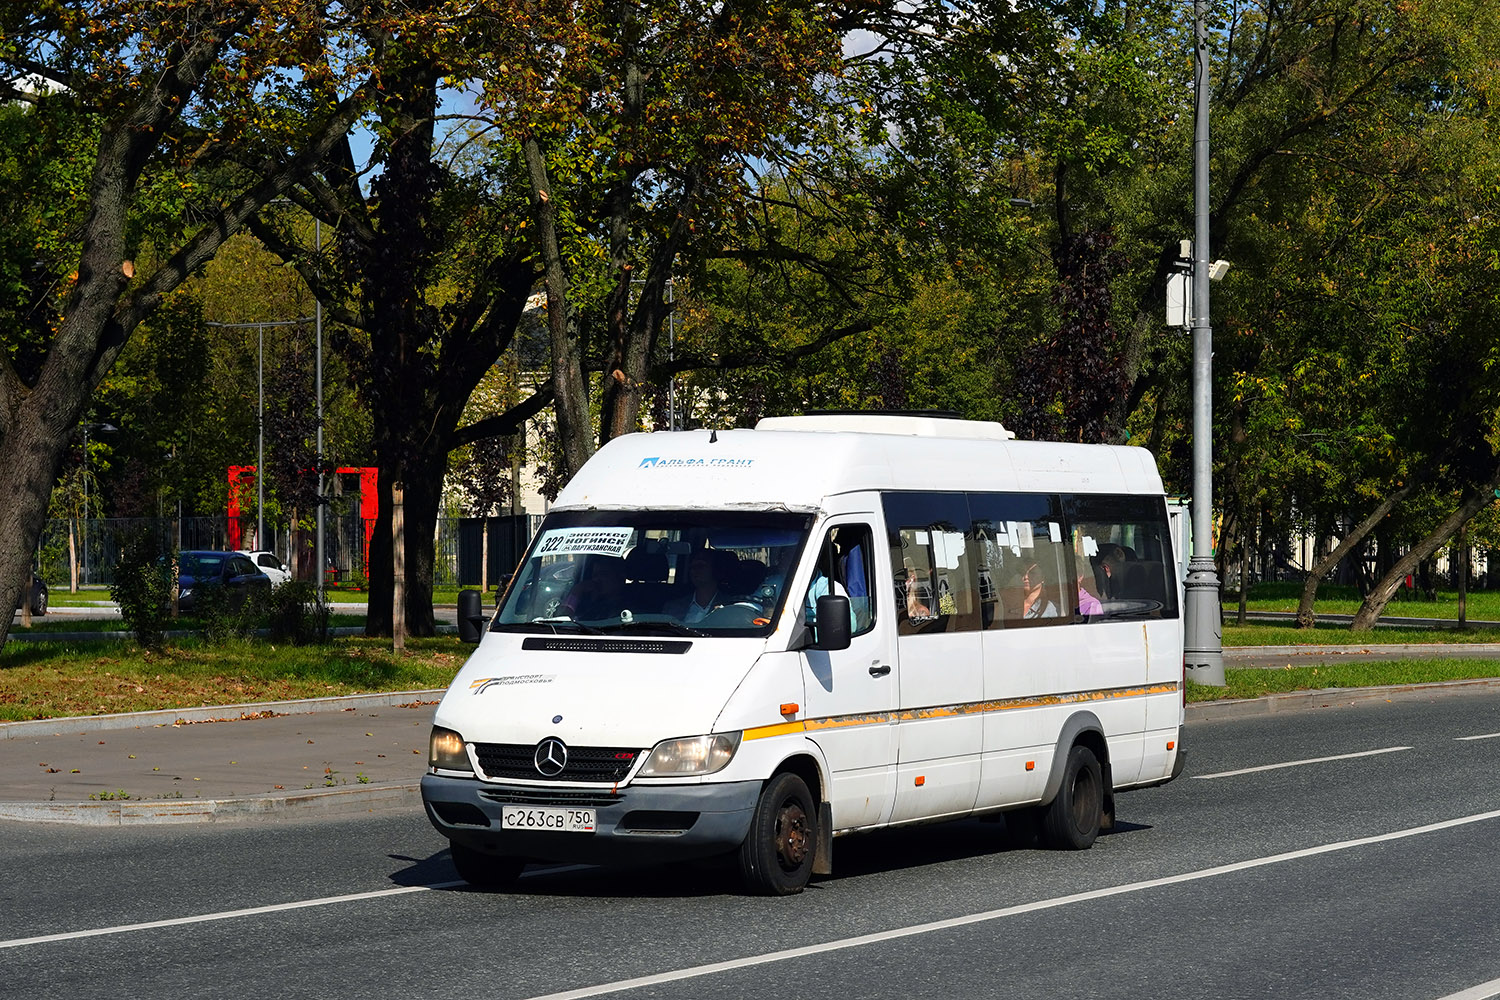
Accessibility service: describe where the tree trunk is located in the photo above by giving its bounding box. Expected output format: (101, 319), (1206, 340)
(1237, 525), (1249, 626)
(1458, 525), (1468, 627)
(1296, 481), (1414, 627)
(522, 136), (594, 481)
(1351, 473), (1500, 631)
(393, 482), (406, 653)
(0, 412), (73, 647)
(364, 460), (441, 639)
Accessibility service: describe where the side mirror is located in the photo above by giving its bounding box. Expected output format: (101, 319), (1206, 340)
(457, 589), (486, 644)
(811, 594), (851, 651)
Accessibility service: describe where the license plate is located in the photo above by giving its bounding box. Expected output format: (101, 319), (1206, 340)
(501, 806), (596, 833)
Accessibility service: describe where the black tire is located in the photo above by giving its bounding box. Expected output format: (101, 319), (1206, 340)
(449, 842), (525, 889)
(738, 772), (818, 895)
(1040, 745), (1104, 850)
(32, 589), (46, 617)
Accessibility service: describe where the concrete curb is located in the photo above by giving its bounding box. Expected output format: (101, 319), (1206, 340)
(1186, 676), (1500, 722)
(0, 689), (446, 739)
(0, 782), (422, 826)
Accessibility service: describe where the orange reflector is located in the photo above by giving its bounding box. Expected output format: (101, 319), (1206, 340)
(779, 703), (799, 715)
(1025, 761), (1035, 771)
(914, 775), (925, 786)
(1167, 741), (1176, 750)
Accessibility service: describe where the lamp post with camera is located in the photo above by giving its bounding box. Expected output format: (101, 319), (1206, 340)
(1183, 0), (1226, 685)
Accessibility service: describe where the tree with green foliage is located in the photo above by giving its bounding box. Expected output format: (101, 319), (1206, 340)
(0, 0), (419, 648)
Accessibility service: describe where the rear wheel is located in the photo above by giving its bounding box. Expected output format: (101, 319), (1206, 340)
(738, 772), (818, 895)
(31, 588), (46, 616)
(449, 842), (525, 889)
(1040, 745), (1104, 850)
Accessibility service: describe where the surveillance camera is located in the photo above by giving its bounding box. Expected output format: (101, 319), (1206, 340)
(1208, 260), (1231, 281)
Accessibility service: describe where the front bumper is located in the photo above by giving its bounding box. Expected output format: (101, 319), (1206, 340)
(421, 774), (761, 865)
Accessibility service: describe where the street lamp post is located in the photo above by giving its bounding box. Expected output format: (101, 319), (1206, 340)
(206, 317), (313, 558)
(315, 218), (325, 610)
(1184, 0), (1225, 685)
(258, 322), (265, 548)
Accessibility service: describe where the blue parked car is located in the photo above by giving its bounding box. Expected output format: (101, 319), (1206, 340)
(175, 551), (270, 612)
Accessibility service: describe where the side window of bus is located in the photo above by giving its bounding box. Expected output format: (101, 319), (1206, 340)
(804, 524), (876, 637)
(967, 492), (1072, 628)
(1065, 495), (1180, 620)
(881, 492), (981, 636)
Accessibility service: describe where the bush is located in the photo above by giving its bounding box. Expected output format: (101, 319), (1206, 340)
(267, 581), (329, 645)
(194, 584), (268, 644)
(109, 532), (174, 650)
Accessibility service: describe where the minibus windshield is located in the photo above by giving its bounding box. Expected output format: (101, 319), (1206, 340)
(492, 510), (815, 637)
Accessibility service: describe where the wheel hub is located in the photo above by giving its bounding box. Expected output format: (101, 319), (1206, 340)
(775, 801), (810, 869)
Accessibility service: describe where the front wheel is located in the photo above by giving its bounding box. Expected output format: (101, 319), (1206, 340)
(738, 772), (818, 895)
(1040, 745), (1104, 850)
(449, 842), (525, 889)
(31, 589), (46, 616)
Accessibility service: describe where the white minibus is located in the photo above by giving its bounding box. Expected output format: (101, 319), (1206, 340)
(422, 414), (1185, 895)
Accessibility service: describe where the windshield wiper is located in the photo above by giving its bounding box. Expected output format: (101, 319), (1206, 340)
(526, 617), (607, 635)
(601, 620), (708, 638)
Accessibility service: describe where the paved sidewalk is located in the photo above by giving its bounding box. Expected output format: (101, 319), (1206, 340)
(0, 691), (443, 825)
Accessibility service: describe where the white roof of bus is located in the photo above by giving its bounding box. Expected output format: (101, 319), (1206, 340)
(552, 415), (1165, 512)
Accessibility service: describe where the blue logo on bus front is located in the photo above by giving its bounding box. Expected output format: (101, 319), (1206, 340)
(638, 456), (754, 469)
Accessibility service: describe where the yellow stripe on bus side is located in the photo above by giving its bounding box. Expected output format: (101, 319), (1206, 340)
(740, 682), (1179, 741)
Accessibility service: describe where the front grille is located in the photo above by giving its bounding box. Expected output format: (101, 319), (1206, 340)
(473, 742), (642, 783)
(479, 787), (624, 808)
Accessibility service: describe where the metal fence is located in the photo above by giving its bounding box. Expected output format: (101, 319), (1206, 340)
(36, 514), (542, 590)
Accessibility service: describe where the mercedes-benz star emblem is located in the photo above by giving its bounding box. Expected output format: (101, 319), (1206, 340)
(534, 737), (569, 777)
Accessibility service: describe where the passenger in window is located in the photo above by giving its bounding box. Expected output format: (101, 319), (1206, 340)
(1072, 533), (1103, 616)
(902, 558), (933, 619)
(563, 556), (628, 620)
(1076, 577), (1102, 615)
(666, 550), (726, 623)
(1020, 562), (1059, 619)
(1093, 544), (1126, 599)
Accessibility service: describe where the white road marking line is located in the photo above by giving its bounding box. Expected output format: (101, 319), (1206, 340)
(0, 857), (597, 952)
(1434, 976), (1500, 1000)
(1191, 746), (1412, 779)
(0, 863), (601, 951)
(1455, 732), (1500, 742)
(520, 807), (1500, 1000)
(0, 883), (459, 950)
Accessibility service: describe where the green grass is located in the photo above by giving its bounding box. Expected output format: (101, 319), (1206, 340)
(1223, 580), (1500, 620)
(0, 635), (469, 722)
(1188, 659), (1500, 702)
(37, 587), (118, 608)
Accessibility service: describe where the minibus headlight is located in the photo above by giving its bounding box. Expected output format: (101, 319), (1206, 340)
(639, 732), (742, 776)
(428, 726), (473, 773)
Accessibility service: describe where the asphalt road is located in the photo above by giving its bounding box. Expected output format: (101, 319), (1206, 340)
(3, 693), (1500, 1000)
